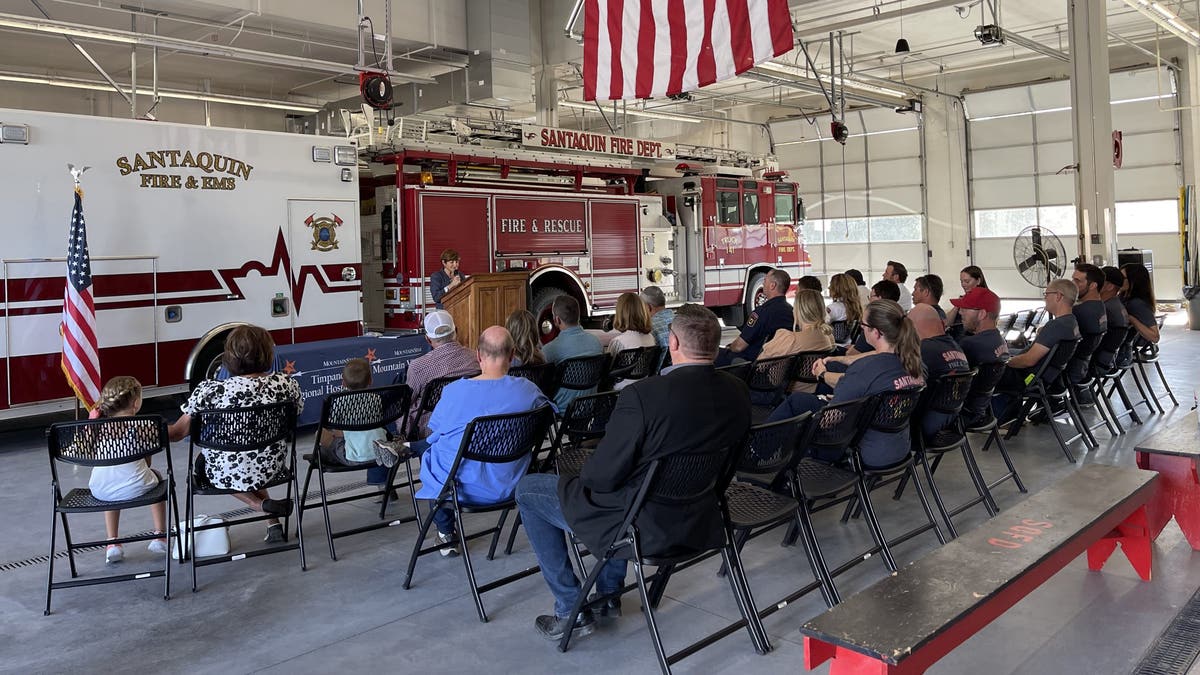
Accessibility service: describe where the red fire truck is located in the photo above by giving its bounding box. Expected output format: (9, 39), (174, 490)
(366, 130), (808, 335)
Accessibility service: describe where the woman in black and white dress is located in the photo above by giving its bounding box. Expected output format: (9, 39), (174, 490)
(169, 325), (302, 543)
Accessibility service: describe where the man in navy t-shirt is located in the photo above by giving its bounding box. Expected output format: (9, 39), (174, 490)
(992, 279), (1080, 419)
(911, 305), (969, 436)
(718, 268), (794, 364)
(1069, 264), (1108, 385)
(952, 287), (1008, 423)
(913, 274), (947, 322)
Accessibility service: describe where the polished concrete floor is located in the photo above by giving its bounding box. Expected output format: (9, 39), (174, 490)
(2, 316), (1199, 674)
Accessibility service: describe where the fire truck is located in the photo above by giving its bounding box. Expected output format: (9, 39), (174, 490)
(0, 109), (363, 419)
(359, 121), (809, 335)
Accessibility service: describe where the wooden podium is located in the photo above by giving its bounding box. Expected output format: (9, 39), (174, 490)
(440, 271), (529, 350)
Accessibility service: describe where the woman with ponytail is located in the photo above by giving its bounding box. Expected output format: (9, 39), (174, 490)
(87, 376), (168, 564)
(769, 300), (925, 466)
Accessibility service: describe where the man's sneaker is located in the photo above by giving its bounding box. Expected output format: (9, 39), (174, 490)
(105, 544), (124, 564)
(435, 530), (459, 557)
(264, 523), (286, 543)
(535, 611), (596, 641)
(372, 439), (403, 468)
(147, 537), (168, 555)
(589, 594), (622, 619)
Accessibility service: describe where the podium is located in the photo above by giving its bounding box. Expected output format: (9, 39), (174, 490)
(440, 271), (530, 350)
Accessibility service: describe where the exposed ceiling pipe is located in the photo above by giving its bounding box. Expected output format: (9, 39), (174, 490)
(564, 0), (585, 41)
(26, 0), (132, 106)
(0, 10), (437, 83)
(795, 0), (966, 39)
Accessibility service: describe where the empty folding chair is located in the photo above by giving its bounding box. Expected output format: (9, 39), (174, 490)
(45, 415), (181, 614)
(299, 384), (412, 561)
(402, 405), (555, 622)
(1005, 310), (1033, 349)
(185, 401), (304, 591)
(554, 441), (770, 672)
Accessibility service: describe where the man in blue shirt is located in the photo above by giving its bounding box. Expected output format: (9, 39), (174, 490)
(542, 295), (603, 410)
(413, 325), (551, 556)
(718, 268), (793, 364)
(641, 285), (675, 369)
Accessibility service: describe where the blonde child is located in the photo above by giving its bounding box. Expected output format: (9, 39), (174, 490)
(319, 358), (399, 467)
(87, 376), (168, 564)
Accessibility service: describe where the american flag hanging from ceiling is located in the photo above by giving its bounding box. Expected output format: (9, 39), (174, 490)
(582, 0), (795, 102)
(61, 185), (101, 410)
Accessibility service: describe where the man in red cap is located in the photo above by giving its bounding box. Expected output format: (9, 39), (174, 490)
(952, 286), (1009, 424)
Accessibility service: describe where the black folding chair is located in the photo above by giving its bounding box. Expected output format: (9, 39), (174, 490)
(405, 372), (479, 441)
(555, 354), (609, 407)
(996, 312), (1017, 337)
(509, 362), (559, 399)
(830, 320), (859, 345)
(960, 361), (1027, 497)
(45, 416), (181, 615)
(716, 361), (753, 383)
(1067, 331), (1118, 442)
(186, 401), (304, 591)
(1003, 339), (1091, 462)
(746, 354), (797, 420)
(299, 384), (412, 560)
(401, 405), (555, 622)
(1132, 317), (1178, 413)
(788, 349), (835, 393)
(1005, 309), (1034, 348)
(894, 371), (997, 539)
(604, 345), (665, 390)
(554, 437), (769, 672)
(1099, 325), (1149, 427)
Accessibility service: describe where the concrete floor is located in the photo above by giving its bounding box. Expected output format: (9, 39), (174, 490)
(2, 317), (1199, 674)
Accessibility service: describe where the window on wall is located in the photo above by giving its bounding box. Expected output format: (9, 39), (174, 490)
(869, 215), (923, 241)
(810, 218), (871, 243)
(972, 206), (1078, 239)
(717, 191), (740, 224)
(1116, 199), (1178, 234)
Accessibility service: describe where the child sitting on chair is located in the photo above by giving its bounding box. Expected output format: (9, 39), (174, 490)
(318, 358), (400, 468)
(87, 376), (168, 564)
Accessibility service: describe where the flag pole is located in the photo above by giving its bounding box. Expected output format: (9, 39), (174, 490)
(63, 163), (95, 416)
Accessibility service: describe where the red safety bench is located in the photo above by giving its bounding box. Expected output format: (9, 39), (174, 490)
(800, 463), (1158, 674)
(1135, 410), (1200, 550)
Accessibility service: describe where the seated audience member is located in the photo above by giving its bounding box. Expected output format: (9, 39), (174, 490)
(506, 310), (545, 367)
(827, 273), (864, 333)
(760, 289), (836, 394)
(953, 287), (1009, 424)
(640, 285), (675, 351)
(543, 295), (604, 410)
(89, 376), (168, 564)
(1099, 266), (1130, 367)
(846, 268), (872, 309)
(884, 261), (913, 311)
(413, 326), (551, 556)
(405, 310), (480, 438)
(514, 304), (750, 640)
(772, 300), (925, 467)
(991, 279), (1081, 420)
(847, 280), (900, 355)
(1121, 263), (1160, 346)
(797, 275), (824, 293)
(717, 268), (794, 365)
(1069, 264), (1108, 383)
(945, 265), (988, 330)
(317, 358), (399, 468)
(912, 274), (947, 321)
(605, 292), (657, 355)
(910, 304), (970, 436)
(168, 325), (302, 543)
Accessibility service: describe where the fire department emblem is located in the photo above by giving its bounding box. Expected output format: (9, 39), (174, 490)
(306, 214), (342, 251)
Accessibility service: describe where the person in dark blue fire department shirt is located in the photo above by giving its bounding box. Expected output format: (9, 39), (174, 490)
(911, 304), (970, 437)
(716, 268), (794, 365)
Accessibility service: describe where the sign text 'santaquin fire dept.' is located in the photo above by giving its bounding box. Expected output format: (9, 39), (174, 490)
(521, 124), (676, 160)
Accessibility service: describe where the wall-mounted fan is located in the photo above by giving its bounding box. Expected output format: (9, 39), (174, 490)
(1012, 226), (1066, 289)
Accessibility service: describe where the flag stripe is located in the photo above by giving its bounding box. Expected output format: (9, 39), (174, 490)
(634, 0), (656, 99)
(582, 0), (598, 101)
(61, 189), (100, 410)
(582, 0), (794, 101)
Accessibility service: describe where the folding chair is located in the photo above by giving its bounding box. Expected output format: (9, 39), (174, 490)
(1003, 339), (1092, 462)
(509, 362), (559, 399)
(391, 373), (476, 519)
(894, 370), (997, 539)
(401, 405), (555, 622)
(1067, 331), (1119, 442)
(716, 361), (753, 383)
(960, 361), (1027, 497)
(554, 438), (769, 672)
(186, 401), (304, 591)
(788, 349), (835, 393)
(1132, 316), (1178, 413)
(746, 354), (797, 420)
(604, 345), (664, 390)
(1099, 325), (1149, 427)
(45, 415), (181, 615)
(1005, 309), (1033, 348)
(996, 312), (1017, 337)
(830, 320), (859, 345)
(554, 354), (609, 408)
(299, 384), (412, 561)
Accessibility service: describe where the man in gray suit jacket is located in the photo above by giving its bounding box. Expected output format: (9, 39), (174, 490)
(515, 304), (751, 641)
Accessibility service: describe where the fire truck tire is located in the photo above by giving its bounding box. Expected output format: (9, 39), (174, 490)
(744, 271), (767, 318)
(532, 286), (571, 342)
(188, 335), (228, 391)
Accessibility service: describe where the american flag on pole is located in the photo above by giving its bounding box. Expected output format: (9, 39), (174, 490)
(582, 0), (794, 102)
(61, 185), (101, 410)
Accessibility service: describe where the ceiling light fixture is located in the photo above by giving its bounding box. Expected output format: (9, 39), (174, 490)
(559, 100), (703, 124)
(756, 61), (909, 99)
(0, 72), (323, 113)
(1120, 0), (1200, 47)
(895, 0), (911, 54)
(0, 16), (136, 43)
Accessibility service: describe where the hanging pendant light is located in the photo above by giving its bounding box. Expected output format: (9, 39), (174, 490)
(895, 0), (910, 54)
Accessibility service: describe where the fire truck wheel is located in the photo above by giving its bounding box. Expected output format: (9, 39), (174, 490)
(189, 336), (228, 391)
(744, 271), (767, 318)
(532, 286), (571, 344)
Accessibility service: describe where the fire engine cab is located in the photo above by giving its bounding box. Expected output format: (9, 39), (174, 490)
(358, 121), (808, 336)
